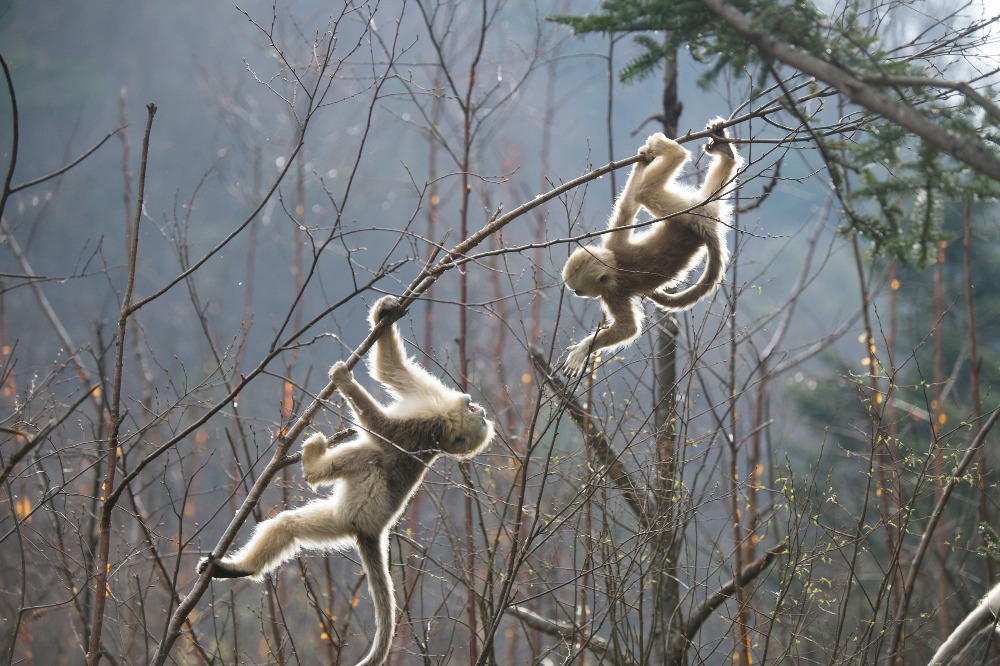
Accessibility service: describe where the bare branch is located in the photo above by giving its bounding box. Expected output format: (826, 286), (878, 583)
(9, 126), (126, 195)
(683, 536), (790, 645)
(0, 384), (99, 486)
(889, 406), (1000, 659)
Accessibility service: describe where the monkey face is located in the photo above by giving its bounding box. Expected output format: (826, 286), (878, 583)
(440, 394), (494, 458)
(563, 247), (614, 298)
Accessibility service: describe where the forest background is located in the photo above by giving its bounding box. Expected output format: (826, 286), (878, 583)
(2, 0), (1000, 664)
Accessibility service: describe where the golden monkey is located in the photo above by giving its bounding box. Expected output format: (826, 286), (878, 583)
(561, 118), (742, 376)
(198, 296), (495, 666)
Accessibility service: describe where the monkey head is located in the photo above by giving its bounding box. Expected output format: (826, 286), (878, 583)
(562, 246), (616, 298)
(438, 392), (495, 459)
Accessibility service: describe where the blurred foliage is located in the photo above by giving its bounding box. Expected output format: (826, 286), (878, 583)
(981, 522), (1000, 564)
(825, 106), (1000, 267)
(549, 0), (869, 87)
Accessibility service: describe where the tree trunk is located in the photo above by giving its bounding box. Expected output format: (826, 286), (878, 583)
(650, 42), (688, 666)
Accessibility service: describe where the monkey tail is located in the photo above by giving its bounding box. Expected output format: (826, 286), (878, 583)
(649, 224), (728, 312)
(355, 531), (396, 666)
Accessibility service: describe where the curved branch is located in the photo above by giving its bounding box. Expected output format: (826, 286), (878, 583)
(0, 53), (18, 222)
(10, 126), (126, 194)
(508, 605), (637, 666)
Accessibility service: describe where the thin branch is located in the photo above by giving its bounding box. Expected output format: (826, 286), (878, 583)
(10, 126), (127, 194)
(86, 101), (157, 666)
(528, 345), (654, 530)
(0, 384), (99, 487)
(889, 406), (1000, 660)
(0, 53), (18, 222)
(683, 536), (790, 644)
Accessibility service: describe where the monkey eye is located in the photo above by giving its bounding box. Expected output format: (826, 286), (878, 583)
(598, 275), (607, 283)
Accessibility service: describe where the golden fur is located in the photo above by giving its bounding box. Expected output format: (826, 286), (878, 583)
(198, 296), (495, 666)
(560, 119), (742, 376)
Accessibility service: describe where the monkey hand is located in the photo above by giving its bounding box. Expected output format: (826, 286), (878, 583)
(639, 132), (675, 161)
(560, 343), (591, 378)
(301, 433), (331, 486)
(370, 295), (401, 326)
(197, 555), (252, 579)
(302, 432), (329, 459)
(704, 118), (735, 159)
(329, 361), (353, 385)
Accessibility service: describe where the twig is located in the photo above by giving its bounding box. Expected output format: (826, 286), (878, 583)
(888, 406), (1000, 660)
(9, 126), (126, 195)
(0, 385), (99, 486)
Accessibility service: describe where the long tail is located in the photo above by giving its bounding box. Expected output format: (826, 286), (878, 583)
(355, 532), (395, 666)
(648, 225), (728, 312)
(929, 583), (1000, 665)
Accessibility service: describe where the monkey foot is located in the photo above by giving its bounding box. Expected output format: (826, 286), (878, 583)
(198, 556), (253, 579)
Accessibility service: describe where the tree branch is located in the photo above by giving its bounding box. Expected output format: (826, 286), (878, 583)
(861, 74), (1000, 124)
(0, 385), (99, 487)
(683, 536), (790, 645)
(697, 0), (1000, 181)
(508, 605), (637, 666)
(528, 345), (655, 530)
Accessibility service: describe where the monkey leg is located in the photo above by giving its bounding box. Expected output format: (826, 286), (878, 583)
(212, 500), (351, 579)
(635, 134), (690, 201)
(561, 303), (641, 377)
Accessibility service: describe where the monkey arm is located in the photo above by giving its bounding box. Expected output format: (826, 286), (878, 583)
(699, 153), (740, 202)
(604, 164), (645, 252)
(699, 119), (743, 201)
(561, 299), (641, 377)
(329, 362), (394, 435)
(367, 296), (448, 400)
